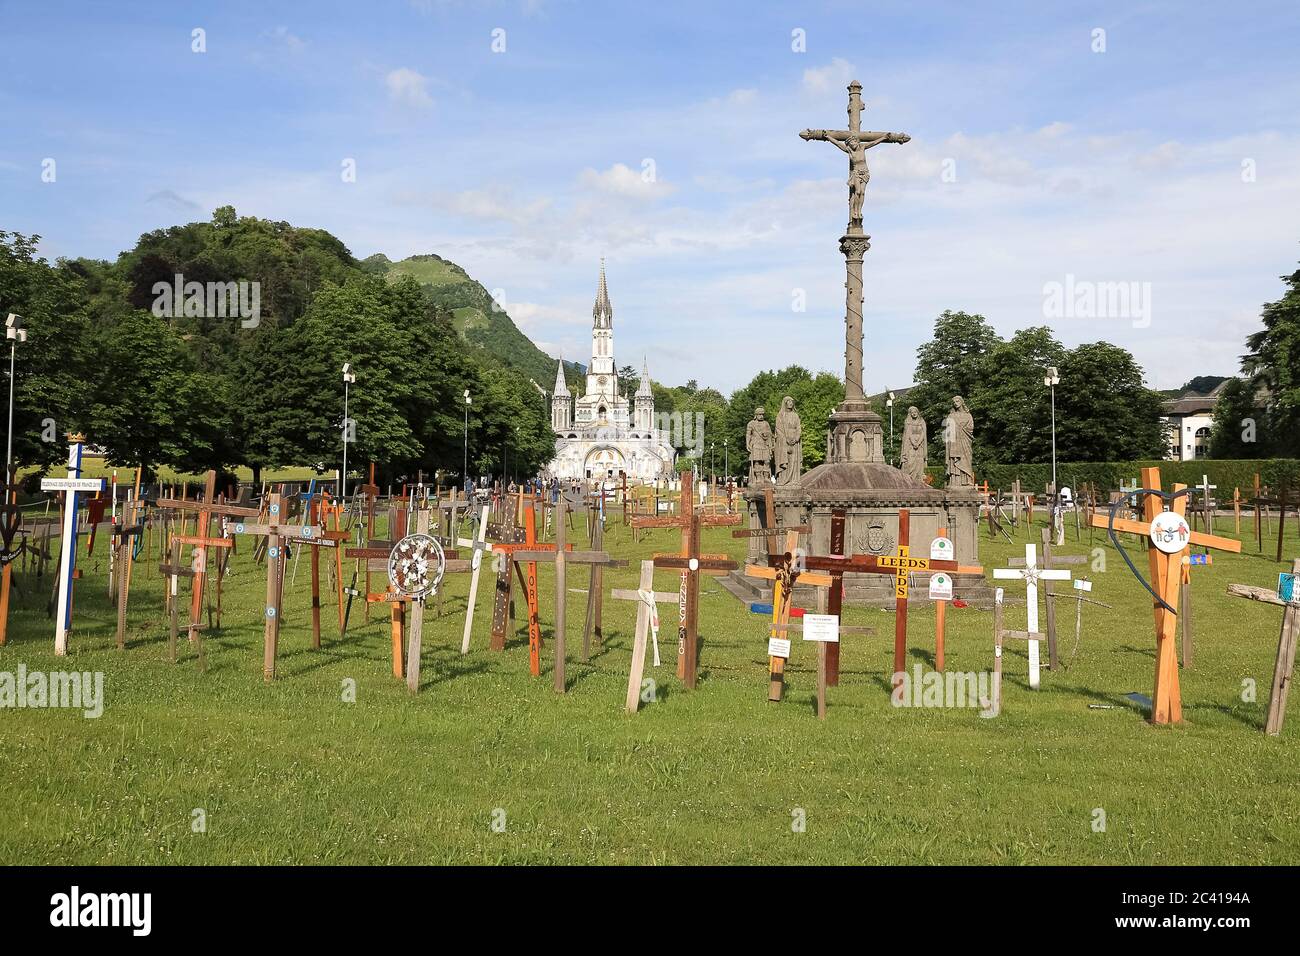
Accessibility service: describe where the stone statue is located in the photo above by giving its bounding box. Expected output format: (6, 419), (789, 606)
(900, 405), (927, 482)
(773, 396), (802, 486)
(944, 396), (975, 489)
(746, 407), (774, 484)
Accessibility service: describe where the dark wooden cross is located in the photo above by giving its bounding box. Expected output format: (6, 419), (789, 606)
(232, 492), (330, 682)
(490, 495), (570, 674)
(513, 495), (626, 693)
(111, 495), (144, 650)
(155, 470), (260, 652)
(0, 465), (24, 646)
(631, 470), (741, 687)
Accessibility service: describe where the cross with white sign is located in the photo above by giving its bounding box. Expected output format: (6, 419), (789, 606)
(993, 543), (1073, 689)
(41, 435), (105, 655)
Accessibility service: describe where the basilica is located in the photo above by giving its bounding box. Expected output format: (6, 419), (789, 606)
(546, 263), (676, 482)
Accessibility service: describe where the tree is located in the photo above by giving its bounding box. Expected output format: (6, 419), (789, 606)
(0, 231), (98, 473)
(907, 310), (1001, 462)
(1237, 264), (1300, 457)
(1053, 342), (1167, 461)
(969, 327), (1066, 467)
(1209, 378), (1268, 458)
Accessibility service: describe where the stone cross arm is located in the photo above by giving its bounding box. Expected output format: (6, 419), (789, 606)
(799, 128), (911, 145)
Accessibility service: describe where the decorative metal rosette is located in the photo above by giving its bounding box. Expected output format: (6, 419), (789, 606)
(387, 533), (446, 600)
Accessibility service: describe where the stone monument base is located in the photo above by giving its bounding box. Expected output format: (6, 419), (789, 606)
(725, 460), (994, 608)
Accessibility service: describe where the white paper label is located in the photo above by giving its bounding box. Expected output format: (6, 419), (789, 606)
(767, 637), (791, 659)
(929, 572), (953, 600)
(1074, 578), (1092, 592)
(41, 477), (105, 492)
(801, 613), (840, 643)
(930, 536), (953, 560)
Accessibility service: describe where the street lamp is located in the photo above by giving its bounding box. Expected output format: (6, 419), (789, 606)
(710, 441), (715, 487)
(723, 439), (728, 480)
(1044, 366), (1059, 494)
(463, 389), (472, 493)
(886, 390), (895, 467)
(6, 313), (27, 477)
(340, 363), (355, 500)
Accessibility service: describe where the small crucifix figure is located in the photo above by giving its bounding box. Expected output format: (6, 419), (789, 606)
(993, 543), (1073, 690)
(743, 529), (832, 702)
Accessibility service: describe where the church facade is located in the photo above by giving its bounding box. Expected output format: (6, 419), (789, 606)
(546, 263), (676, 482)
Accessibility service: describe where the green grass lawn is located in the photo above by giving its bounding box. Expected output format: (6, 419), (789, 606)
(1, 507), (1296, 865)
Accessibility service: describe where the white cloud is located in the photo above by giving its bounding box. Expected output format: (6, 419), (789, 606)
(802, 57), (855, 94)
(385, 67), (433, 108)
(577, 163), (675, 200)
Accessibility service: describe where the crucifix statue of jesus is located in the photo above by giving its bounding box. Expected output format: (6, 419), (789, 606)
(800, 80), (909, 421)
(800, 80), (910, 235)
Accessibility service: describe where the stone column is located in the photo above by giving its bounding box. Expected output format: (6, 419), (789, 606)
(839, 232), (870, 402)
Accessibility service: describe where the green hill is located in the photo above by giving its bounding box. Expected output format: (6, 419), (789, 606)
(375, 253), (583, 389)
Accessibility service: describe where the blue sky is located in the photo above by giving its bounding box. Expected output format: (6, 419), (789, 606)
(3, 0), (1299, 394)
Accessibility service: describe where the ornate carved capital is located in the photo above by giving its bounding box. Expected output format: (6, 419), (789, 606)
(838, 234), (871, 259)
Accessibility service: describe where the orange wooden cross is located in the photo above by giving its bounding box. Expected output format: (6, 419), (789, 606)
(1089, 466), (1241, 724)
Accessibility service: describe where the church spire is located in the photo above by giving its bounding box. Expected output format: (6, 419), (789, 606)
(636, 357), (653, 398)
(592, 257), (613, 329)
(552, 355), (569, 396)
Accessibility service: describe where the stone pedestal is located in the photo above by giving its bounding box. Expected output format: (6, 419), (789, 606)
(733, 459), (992, 607)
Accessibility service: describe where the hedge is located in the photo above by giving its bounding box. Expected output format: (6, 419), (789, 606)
(923, 459), (1300, 495)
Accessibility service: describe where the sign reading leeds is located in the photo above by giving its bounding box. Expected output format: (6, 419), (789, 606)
(50, 886), (151, 936)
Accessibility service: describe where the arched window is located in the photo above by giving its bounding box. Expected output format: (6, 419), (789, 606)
(1194, 427), (1210, 458)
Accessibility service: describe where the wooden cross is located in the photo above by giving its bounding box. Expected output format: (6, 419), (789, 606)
(580, 498), (610, 661)
(457, 503), (492, 654)
(612, 560), (677, 714)
(0, 465), (24, 647)
(512, 496), (626, 693)
(232, 492), (331, 682)
(1226, 558), (1300, 736)
(993, 543), (1072, 689)
(1177, 552), (1212, 668)
(744, 529), (833, 701)
(1007, 528), (1087, 671)
(989, 585), (1043, 717)
(489, 496), (570, 674)
(40, 435), (105, 655)
(344, 538), (408, 678)
(631, 470), (741, 688)
(1088, 465), (1242, 724)
(111, 495), (144, 650)
(155, 470), (260, 654)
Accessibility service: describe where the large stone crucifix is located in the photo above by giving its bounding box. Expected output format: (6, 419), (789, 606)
(800, 80), (909, 406)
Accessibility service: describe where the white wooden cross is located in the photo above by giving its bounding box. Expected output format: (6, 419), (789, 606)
(993, 543), (1072, 688)
(457, 503), (491, 654)
(40, 435), (105, 656)
(1197, 474), (1217, 533)
(611, 560), (676, 714)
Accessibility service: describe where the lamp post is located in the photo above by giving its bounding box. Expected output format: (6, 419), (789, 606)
(340, 363), (355, 501)
(710, 441), (715, 487)
(723, 439), (728, 479)
(1044, 366), (1059, 494)
(463, 389), (471, 493)
(5, 314), (27, 478)
(886, 390), (895, 467)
